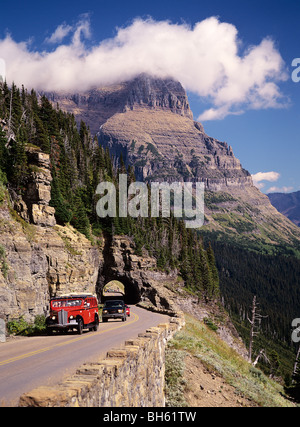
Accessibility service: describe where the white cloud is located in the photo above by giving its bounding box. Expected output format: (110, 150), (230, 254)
(45, 24), (73, 44)
(0, 16), (288, 118)
(252, 171), (280, 189)
(45, 14), (92, 45)
(252, 171), (281, 183)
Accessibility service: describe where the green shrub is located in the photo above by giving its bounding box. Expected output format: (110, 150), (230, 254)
(165, 349), (187, 407)
(203, 317), (218, 332)
(7, 317), (30, 335)
(34, 315), (46, 332)
(7, 315), (46, 336)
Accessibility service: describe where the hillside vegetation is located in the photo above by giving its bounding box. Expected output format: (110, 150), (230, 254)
(166, 314), (295, 407)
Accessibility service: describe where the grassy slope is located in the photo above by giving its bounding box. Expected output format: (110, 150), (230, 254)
(202, 190), (300, 257)
(166, 314), (294, 407)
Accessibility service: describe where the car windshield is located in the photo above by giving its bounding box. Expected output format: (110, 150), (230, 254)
(104, 301), (124, 308)
(52, 299), (82, 308)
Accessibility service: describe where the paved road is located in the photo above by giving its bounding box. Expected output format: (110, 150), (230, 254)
(0, 306), (169, 406)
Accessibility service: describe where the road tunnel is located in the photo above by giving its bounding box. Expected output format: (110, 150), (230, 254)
(98, 277), (141, 305)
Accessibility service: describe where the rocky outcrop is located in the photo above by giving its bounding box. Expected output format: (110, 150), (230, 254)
(98, 109), (251, 190)
(0, 197), (101, 322)
(124, 73), (193, 119)
(13, 147), (56, 227)
(97, 234), (180, 314)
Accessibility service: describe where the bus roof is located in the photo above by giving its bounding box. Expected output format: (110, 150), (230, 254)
(50, 293), (96, 300)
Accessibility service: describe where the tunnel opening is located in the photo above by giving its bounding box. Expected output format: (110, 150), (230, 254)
(103, 280), (125, 295)
(97, 274), (141, 305)
(122, 277), (141, 305)
(96, 232), (142, 305)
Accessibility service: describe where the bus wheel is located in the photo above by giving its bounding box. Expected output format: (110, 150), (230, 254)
(77, 319), (83, 335)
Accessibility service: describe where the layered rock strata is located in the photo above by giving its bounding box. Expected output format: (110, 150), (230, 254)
(13, 147), (56, 227)
(45, 73), (192, 135)
(0, 203), (101, 322)
(47, 74), (250, 191)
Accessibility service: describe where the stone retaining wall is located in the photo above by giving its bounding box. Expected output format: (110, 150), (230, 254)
(19, 313), (185, 407)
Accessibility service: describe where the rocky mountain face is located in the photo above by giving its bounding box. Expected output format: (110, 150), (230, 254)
(45, 73), (192, 136)
(268, 191), (300, 227)
(50, 73), (300, 256)
(48, 73), (251, 190)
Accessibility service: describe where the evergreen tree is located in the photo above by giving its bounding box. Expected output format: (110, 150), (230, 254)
(10, 83), (23, 135)
(33, 115), (50, 153)
(40, 95), (59, 137)
(0, 128), (8, 179)
(269, 350), (281, 378)
(71, 191), (91, 239)
(206, 242), (220, 298)
(8, 138), (28, 190)
(49, 176), (73, 225)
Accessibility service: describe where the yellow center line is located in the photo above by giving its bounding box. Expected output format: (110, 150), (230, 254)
(0, 311), (139, 367)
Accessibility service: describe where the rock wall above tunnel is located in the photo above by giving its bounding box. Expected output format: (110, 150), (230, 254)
(97, 235), (178, 313)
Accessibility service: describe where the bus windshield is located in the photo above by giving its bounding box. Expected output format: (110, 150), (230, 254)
(51, 299), (83, 308)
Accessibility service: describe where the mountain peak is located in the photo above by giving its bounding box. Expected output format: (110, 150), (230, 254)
(44, 73), (193, 135)
(124, 73), (193, 120)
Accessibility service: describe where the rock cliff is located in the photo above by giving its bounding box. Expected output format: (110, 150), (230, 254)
(95, 74), (252, 191)
(45, 73), (193, 136)
(97, 233), (179, 313)
(99, 108), (251, 189)
(48, 73), (250, 191)
(0, 199), (101, 322)
(13, 147), (56, 227)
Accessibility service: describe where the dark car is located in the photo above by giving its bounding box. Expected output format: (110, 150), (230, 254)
(102, 300), (127, 322)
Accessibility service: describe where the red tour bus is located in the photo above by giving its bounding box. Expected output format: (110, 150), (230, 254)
(46, 294), (99, 335)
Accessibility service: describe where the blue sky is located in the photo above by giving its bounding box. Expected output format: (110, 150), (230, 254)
(0, 0), (299, 194)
